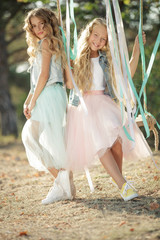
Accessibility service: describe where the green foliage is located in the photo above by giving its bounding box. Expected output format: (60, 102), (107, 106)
(10, 85), (27, 120)
(17, 0), (50, 3)
(123, 0), (130, 4)
(9, 65), (30, 90)
(9, 65), (30, 130)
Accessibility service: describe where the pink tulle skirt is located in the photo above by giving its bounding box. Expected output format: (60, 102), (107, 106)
(66, 91), (152, 171)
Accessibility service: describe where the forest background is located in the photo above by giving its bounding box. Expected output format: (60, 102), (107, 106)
(0, 0), (159, 148)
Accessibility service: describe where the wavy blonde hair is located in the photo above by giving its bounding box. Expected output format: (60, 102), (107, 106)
(74, 18), (116, 93)
(23, 7), (66, 67)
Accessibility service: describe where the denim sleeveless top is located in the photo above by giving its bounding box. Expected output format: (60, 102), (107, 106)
(69, 51), (116, 106)
(29, 38), (64, 93)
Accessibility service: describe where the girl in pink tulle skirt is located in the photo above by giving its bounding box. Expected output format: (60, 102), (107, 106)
(66, 18), (152, 201)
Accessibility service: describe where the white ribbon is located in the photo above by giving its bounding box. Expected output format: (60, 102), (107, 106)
(112, 0), (136, 113)
(106, 0), (136, 147)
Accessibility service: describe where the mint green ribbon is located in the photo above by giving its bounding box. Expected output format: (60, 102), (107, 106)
(135, 1), (160, 131)
(137, 31), (160, 110)
(135, 31), (160, 131)
(124, 56), (150, 138)
(69, 0), (77, 60)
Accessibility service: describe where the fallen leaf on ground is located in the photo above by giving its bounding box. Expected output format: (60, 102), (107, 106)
(150, 202), (159, 210)
(34, 172), (41, 177)
(119, 221), (126, 226)
(126, 176), (132, 180)
(154, 176), (159, 181)
(130, 228), (134, 232)
(19, 231), (28, 236)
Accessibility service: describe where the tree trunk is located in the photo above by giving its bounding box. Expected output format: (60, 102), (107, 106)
(0, 30), (18, 137)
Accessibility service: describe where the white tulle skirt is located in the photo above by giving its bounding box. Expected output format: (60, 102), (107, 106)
(22, 83), (67, 172)
(66, 90), (152, 172)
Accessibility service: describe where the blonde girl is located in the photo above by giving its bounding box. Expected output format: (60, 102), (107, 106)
(66, 18), (152, 201)
(22, 8), (75, 205)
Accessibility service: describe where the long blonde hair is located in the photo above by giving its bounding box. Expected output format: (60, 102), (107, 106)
(74, 18), (115, 93)
(23, 7), (66, 67)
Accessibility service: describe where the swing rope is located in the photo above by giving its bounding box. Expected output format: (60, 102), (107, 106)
(140, 0), (147, 112)
(57, 0), (63, 27)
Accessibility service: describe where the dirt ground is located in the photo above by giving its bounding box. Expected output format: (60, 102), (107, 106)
(0, 141), (160, 240)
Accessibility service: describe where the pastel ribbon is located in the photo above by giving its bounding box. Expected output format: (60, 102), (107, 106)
(106, 0), (136, 144)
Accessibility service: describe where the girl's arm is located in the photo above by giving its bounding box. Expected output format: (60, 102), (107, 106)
(28, 39), (52, 115)
(129, 32), (146, 78)
(23, 91), (33, 119)
(24, 91), (33, 108)
(64, 64), (74, 89)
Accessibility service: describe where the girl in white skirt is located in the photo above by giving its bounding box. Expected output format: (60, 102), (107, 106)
(22, 8), (75, 205)
(66, 18), (153, 201)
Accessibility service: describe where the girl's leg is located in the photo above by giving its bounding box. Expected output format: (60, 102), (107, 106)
(48, 168), (59, 178)
(30, 120), (59, 178)
(28, 121), (72, 203)
(100, 150), (125, 189)
(100, 149), (138, 201)
(111, 140), (123, 174)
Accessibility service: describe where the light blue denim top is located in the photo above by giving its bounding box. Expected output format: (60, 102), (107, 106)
(29, 38), (64, 93)
(69, 51), (116, 106)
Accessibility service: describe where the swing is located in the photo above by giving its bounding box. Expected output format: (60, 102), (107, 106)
(135, 0), (159, 151)
(56, 0), (159, 153)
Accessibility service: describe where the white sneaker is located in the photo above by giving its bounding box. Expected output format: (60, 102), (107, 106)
(41, 170), (73, 205)
(41, 179), (65, 205)
(58, 170), (73, 200)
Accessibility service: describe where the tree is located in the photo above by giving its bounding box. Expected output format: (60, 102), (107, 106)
(0, 0), (55, 137)
(0, 0), (30, 136)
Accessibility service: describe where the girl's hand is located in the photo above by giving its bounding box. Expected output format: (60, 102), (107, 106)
(23, 105), (31, 120)
(135, 31), (146, 50)
(142, 31), (146, 45)
(28, 100), (36, 117)
(129, 32), (146, 78)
